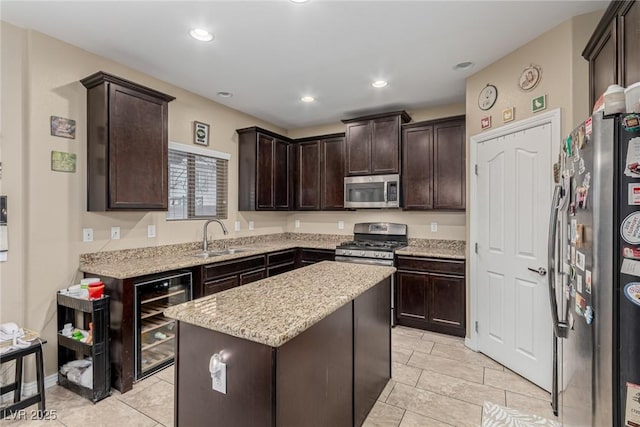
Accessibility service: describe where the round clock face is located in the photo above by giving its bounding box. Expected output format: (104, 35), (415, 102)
(478, 84), (498, 111)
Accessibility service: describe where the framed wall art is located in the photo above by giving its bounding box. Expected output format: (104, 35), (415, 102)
(194, 121), (210, 146)
(50, 116), (76, 139)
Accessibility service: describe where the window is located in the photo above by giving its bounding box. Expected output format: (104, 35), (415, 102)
(167, 142), (230, 220)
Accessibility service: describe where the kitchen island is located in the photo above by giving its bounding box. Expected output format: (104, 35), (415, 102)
(164, 261), (395, 427)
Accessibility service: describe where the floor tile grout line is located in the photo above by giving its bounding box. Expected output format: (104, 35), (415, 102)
(116, 395), (165, 426)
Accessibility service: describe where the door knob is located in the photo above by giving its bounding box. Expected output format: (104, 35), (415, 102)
(528, 267), (547, 276)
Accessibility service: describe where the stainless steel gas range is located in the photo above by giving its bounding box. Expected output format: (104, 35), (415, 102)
(335, 222), (408, 325)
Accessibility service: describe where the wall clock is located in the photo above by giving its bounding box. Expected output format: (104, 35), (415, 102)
(478, 84), (498, 111)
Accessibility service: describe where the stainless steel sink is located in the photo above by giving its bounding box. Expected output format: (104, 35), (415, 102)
(190, 248), (252, 258)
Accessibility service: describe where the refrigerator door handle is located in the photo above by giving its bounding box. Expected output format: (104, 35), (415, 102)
(548, 184), (569, 339)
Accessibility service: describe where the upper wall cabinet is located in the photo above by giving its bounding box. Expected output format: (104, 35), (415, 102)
(342, 111), (411, 176)
(237, 127), (292, 211)
(583, 0), (640, 108)
(294, 134), (345, 210)
(81, 71), (175, 211)
(402, 116), (466, 211)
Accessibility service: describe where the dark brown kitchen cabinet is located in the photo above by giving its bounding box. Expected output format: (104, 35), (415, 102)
(296, 248), (335, 268)
(342, 111), (411, 176)
(402, 116), (466, 211)
(395, 255), (465, 337)
(294, 133), (345, 210)
(583, 0), (640, 108)
(81, 71), (174, 211)
(267, 249), (296, 277)
(200, 255), (266, 297)
(237, 127), (293, 211)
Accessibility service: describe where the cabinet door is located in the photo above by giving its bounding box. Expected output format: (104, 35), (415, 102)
(433, 120), (465, 210)
(321, 137), (345, 210)
(621, 1), (640, 87)
(429, 274), (465, 337)
(203, 275), (239, 296)
(590, 20), (618, 108)
(109, 83), (168, 209)
(274, 138), (291, 210)
(371, 116), (400, 174)
(346, 122), (371, 175)
(402, 125), (433, 209)
(257, 134), (275, 209)
(396, 272), (428, 326)
(296, 141), (321, 210)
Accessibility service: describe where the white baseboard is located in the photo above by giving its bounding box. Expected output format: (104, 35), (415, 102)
(0, 373), (58, 404)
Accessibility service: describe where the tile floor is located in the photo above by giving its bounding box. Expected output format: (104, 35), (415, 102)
(1, 326), (558, 426)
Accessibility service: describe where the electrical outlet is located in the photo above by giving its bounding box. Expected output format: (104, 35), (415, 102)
(111, 226), (121, 240)
(234, 221), (241, 232)
(82, 228), (94, 242)
(209, 355), (227, 394)
(295, 220), (300, 229)
(147, 225), (156, 238)
(338, 221), (345, 230)
(431, 222), (438, 233)
(249, 221), (255, 231)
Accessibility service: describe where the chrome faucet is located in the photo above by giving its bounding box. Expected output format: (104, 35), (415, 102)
(202, 219), (229, 252)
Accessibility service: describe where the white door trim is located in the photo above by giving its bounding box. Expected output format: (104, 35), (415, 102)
(468, 108), (562, 352)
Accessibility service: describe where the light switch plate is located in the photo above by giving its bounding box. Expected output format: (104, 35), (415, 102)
(234, 221), (241, 232)
(111, 226), (121, 240)
(147, 225), (156, 238)
(295, 220), (300, 229)
(431, 222), (438, 233)
(338, 221), (345, 230)
(248, 221), (255, 231)
(82, 228), (93, 242)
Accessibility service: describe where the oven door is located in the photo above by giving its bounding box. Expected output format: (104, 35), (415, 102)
(344, 175), (399, 209)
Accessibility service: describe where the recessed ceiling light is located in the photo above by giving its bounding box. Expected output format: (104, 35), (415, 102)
(217, 91), (233, 98)
(189, 28), (214, 42)
(453, 61), (474, 71)
(301, 96), (315, 103)
(290, 0), (309, 3)
(371, 80), (388, 88)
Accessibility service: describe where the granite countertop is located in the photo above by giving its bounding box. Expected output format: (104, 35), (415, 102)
(395, 246), (466, 260)
(79, 238), (339, 279)
(79, 232), (465, 279)
(163, 261), (396, 347)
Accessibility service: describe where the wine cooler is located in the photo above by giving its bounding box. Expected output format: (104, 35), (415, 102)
(134, 271), (192, 380)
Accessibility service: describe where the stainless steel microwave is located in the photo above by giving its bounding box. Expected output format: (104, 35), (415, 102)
(344, 174), (400, 208)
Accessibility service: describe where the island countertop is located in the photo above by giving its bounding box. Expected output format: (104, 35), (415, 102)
(164, 261), (395, 347)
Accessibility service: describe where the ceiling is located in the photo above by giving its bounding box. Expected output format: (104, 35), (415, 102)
(1, 1), (607, 130)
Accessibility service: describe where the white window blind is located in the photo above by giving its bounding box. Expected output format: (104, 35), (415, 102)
(167, 142), (230, 220)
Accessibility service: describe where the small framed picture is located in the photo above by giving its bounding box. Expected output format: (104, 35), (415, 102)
(50, 116), (76, 139)
(532, 95), (547, 113)
(502, 107), (515, 123)
(51, 151), (77, 173)
(194, 121), (210, 146)
(481, 116), (492, 130)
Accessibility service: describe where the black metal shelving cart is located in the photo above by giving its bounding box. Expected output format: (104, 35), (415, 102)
(56, 293), (110, 402)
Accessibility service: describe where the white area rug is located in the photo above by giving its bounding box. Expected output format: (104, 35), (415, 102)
(482, 401), (561, 427)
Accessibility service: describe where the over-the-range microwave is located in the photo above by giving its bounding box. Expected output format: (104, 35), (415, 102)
(344, 174), (400, 209)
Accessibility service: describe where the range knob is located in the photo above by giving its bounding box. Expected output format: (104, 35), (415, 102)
(359, 251), (365, 257)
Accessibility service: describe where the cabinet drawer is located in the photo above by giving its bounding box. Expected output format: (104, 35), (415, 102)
(267, 249), (296, 265)
(240, 269), (266, 285)
(299, 248), (335, 263)
(203, 255), (266, 280)
(203, 275), (239, 296)
(396, 256), (465, 276)
(267, 262), (295, 277)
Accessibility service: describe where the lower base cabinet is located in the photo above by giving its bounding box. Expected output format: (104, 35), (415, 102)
(175, 278), (391, 427)
(395, 256), (465, 337)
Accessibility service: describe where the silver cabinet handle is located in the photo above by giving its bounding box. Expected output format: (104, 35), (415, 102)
(528, 267), (547, 276)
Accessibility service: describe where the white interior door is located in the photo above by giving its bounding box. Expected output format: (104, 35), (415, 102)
(476, 123), (553, 391)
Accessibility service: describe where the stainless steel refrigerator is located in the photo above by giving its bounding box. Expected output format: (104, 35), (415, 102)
(549, 112), (640, 426)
